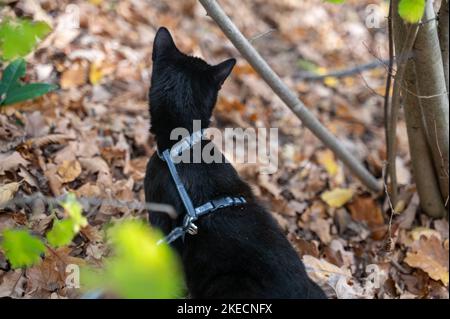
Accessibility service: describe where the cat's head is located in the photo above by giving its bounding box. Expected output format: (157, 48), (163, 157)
(149, 27), (235, 145)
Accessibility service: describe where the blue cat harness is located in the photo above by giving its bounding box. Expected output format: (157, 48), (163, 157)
(156, 130), (246, 245)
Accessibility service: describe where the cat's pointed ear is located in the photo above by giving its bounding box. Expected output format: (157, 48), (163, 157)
(152, 27), (179, 61)
(210, 58), (236, 89)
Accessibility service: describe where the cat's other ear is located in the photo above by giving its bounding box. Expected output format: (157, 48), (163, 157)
(152, 27), (179, 61)
(210, 58), (236, 89)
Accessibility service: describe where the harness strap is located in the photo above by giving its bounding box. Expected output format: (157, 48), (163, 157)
(156, 130), (246, 245)
(161, 149), (197, 219)
(158, 196), (246, 245)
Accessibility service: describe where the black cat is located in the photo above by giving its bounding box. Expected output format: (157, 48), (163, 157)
(144, 27), (326, 299)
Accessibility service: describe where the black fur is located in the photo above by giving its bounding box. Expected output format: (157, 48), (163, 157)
(144, 27), (326, 299)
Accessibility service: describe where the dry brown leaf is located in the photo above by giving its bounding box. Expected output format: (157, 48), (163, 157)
(329, 239), (355, 268)
(30, 214), (54, 235)
(57, 160), (82, 183)
(80, 224), (103, 242)
(404, 235), (449, 286)
(0, 270), (26, 298)
(73, 182), (102, 198)
(18, 167), (38, 188)
(258, 174), (281, 198)
(26, 134), (75, 149)
(85, 243), (105, 260)
(111, 178), (134, 201)
(410, 227), (442, 242)
(129, 157), (148, 181)
(309, 217), (332, 244)
(288, 233), (320, 258)
(0, 152), (30, 175)
(302, 255), (363, 298)
(303, 255), (351, 282)
(78, 156), (112, 185)
(53, 143), (77, 164)
(60, 62), (88, 89)
(26, 247), (85, 295)
(44, 164), (62, 196)
(0, 182), (21, 206)
(347, 195), (386, 240)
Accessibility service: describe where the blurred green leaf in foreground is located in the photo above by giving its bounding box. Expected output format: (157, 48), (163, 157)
(82, 219), (184, 299)
(324, 0), (425, 23)
(46, 193), (88, 248)
(398, 0), (425, 23)
(0, 18), (51, 60)
(1, 229), (46, 269)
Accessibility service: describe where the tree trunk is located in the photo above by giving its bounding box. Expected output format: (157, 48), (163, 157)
(403, 65), (446, 217)
(392, 0), (447, 217)
(438, 0), (449, 94)
(413, 0), (449, 203)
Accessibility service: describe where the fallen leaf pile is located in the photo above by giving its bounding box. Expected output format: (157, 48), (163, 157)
(0, 0), (448, 299)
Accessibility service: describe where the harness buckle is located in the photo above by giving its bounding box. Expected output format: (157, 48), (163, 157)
(183, 215), (198, 235)
(187, 223), (198, 235)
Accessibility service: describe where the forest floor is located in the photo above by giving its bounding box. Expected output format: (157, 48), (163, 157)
(0, 0), (448, 298)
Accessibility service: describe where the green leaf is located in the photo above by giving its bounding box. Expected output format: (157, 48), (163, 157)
(398, 0), (425, 23)
(61, 193), (87, 232)
(0, 18), (51, 60)
(46, 194), (87, 248)
(1, 229), (46, 269)
(324, 0), (345, 3)
(0, 59), (26, 104)
(81, 220), (184, 298)
(2, 83), (57, 106)
(46, 219), (77, 248)
(1, 58), (26, 88)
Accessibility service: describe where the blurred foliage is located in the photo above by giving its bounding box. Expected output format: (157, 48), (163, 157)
(81, 219), (184, 299)
(398, 0), (425, 23)
(0, 17), (56, 106)
(0, 193), (183, 298)
(46, 219), (78, 248)
(325, 0), (425, 23)
(0, 229), (46, 268)
(0, 18), (51, 60)
(47, 193), (87, 248)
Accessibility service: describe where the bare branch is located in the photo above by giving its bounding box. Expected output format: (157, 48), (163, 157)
(199, 0), (381, 192)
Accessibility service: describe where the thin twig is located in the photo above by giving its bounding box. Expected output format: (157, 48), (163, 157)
(249, 28), (275, 43)
(296, 59), (390, 81)
(199, 0), (381, 192)
(387, 23), (420, 205)
(0, 193), (178, 219)
(382, 162), (395, 244)
(384, 0), (394, 187)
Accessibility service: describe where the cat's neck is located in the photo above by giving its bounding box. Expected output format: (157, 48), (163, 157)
(154, 121), (210, 151)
